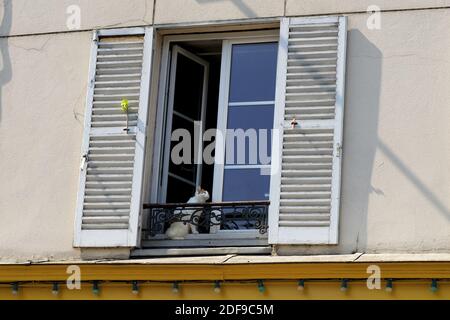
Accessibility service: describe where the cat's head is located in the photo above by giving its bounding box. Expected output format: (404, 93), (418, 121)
(195, 187), (210, 202)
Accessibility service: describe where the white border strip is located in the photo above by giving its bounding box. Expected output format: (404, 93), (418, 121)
(224, 165), (271, 169)
(228, 101), (275, 106)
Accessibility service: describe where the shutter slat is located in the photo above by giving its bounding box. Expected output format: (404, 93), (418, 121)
(285, 99), (335, 107)
(98, 48), (143, 55)
(279, 213), (331, 220)
(289, 30), (338, 38)
(83, 216), (130, 223)
(82, 224), (130, 230)
(95, 80), (141, 88)
(286, 85), (336, 92)
(280, 206), (331, 214)
(285, 106), (335, 114)
(283, 163), (332, 170)
(85, 195), (131, 201)
(83, 202), (131, 209)
(287, 71), (336, 79)
(90, 139), (135, 146)
(97, 54), (143, 62)
(89, 146), (135, 154)
(288, 44), (338, 52)
(283, 141), (334, 148)
(95, 74), (142, 82)
(280, 191), (331, 199)
(94, 87), (141, 94)
(83, 209), (130, 216)
(289, 37), (338, 45)
(87, 154), (135, 161)
(86, 174), (133, 182)
(281, 169), (332, 177)
(93, 93), (140, 101)
(85, 181), (132, 188)
(288, 65), (337, 73)
(287, 60), (337, 68)
(283, 148), (333, 156)
(281, 177), (332, 184)
(279, 221), (330, 227)
(87, 168), (134, 175)
(281, 184), (332, 192)
(85, 188), (132, 195)
(93, 108), (138, 115)
(93, 100), (139, 108)
(98, 42), (143, 49)
(95, 67), (142, 75)
(89, 160), (134, 166)
(96, 60), (143, 68)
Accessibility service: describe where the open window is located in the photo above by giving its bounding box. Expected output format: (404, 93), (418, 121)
(144, 30), (278, 248)
(162, 45), (210, 204)
(73, 17), (347, 253)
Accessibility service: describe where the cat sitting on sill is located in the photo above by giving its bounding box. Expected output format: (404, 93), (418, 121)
(165, 187), (210, 240)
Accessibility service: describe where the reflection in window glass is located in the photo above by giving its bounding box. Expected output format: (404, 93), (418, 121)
(219, 41), (277, 230)
(222, 168), (271, 201)
(228, 42), (278, 102)
(226, 104), (274, 165)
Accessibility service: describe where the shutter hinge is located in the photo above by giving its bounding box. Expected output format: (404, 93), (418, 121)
(92, 30), (98, 42)
(336, 143), (342, 158)
(80, 153), (89, 171)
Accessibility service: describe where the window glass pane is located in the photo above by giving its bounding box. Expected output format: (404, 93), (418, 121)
(225, 105), (273, 165)
(228, 42), (278, 102)
(166, 175), (196, 203)
(222, 168), (270, 201)
(168, 114), (197, 181)
(173, 53), (205, 119)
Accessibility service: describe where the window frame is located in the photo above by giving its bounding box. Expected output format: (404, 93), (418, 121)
(160, 45), (210, 203)
(211, 36), (279, 234)
(147, 30), (278, 241)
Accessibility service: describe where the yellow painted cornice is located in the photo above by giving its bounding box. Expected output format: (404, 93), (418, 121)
(0, 262), (449, 282)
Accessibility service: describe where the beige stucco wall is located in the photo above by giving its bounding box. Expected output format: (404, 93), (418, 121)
(4, 0), (450, 36)
(0, 0), (153, 37)
(0, 31), (92, 261)
(0, 2), (449, 260)
(286, 0), (450, 16)
(154, 0), (284, 24)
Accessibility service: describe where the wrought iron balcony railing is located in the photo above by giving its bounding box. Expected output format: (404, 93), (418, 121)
(142, 201), (270, 238)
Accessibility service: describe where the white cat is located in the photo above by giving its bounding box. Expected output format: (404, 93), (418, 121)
(165, 187), (210, 240)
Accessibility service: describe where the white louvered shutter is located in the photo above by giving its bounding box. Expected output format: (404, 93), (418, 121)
(269, 17), (347, 244)
(74, 27), (154, 247)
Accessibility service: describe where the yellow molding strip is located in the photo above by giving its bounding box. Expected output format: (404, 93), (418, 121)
(0, 262), (449, 282)
(0, 280), (449, 300)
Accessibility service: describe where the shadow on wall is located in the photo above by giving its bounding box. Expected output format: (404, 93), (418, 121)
(343, 29), (449, 254)
(195, 0), (256, 18)
(0, 0), (12, 125)
(377, 141), (450, 220)
(340, 29), (382, 253)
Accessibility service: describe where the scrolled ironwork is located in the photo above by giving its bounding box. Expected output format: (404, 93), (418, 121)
(143, 201), (269, 237)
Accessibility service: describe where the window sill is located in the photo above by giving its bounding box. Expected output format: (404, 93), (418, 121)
(131, 246), (271, 257)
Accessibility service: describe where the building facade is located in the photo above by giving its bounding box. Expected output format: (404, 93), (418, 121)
(0, 0), (449, 299)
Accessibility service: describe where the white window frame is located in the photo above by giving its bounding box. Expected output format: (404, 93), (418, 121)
(160, 45), (210, 202)
(211, 36), (279, 235)
(148, 29), (278, 242)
